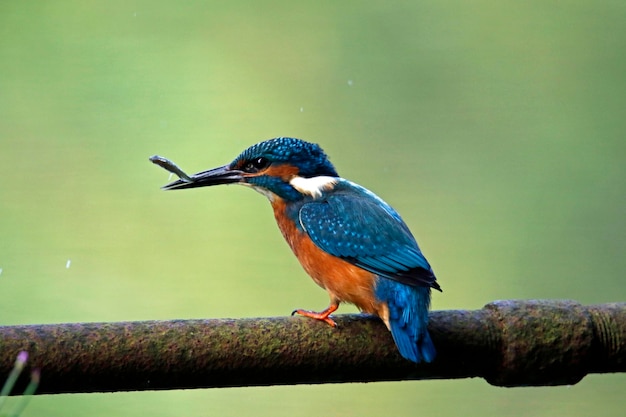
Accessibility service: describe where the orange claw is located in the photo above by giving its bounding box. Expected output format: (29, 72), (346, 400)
(291, 304), (339, 327)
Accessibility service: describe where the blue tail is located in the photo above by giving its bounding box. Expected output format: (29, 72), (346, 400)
(375, 279), (435, 363)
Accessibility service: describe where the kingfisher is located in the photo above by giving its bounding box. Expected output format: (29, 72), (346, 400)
(151, 138), (441, 363)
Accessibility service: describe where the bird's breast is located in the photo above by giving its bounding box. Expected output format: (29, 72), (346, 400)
(271, 198), (387, 319)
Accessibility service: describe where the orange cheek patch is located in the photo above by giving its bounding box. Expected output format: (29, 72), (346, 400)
(238, 163), (299, 181)
(264, 164), (299, 180)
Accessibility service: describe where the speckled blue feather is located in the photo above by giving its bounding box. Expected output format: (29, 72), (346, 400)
(296, 178), (439, 363)
(298, 179), (438, 290)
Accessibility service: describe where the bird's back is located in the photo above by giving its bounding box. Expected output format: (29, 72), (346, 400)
(295, 179), (438, 290)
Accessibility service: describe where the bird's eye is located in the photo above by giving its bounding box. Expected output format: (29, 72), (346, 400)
(243, 157), (270, 173)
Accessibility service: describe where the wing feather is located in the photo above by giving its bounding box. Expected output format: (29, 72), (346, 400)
(298, 188), (440, 290)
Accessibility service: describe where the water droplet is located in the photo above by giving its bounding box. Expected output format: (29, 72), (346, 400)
(300, 107), (304, 112)
(66, 259), (71, 269)
(347, 80), (354, 86)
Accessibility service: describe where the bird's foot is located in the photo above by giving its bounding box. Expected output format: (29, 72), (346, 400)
(291, 304), (338, 327)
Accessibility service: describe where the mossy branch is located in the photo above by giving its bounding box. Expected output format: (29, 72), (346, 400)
(0, 300), (624, 395)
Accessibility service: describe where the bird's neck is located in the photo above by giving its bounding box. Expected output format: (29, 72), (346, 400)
(270, 196), (305, 248)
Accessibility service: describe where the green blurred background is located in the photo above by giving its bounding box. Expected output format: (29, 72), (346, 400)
(1, 1), (625, 416)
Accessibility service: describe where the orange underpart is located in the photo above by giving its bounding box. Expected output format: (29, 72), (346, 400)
(271, 197), (390, 326)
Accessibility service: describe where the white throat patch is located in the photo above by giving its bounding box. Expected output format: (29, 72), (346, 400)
(289, 176), (337, 198)
(248, 184), (277, 202)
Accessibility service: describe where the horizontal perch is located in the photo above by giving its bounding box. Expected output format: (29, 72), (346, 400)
(0, 299), (624, 395)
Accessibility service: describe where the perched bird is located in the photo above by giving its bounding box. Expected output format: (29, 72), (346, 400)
(153, 138), (441, 363)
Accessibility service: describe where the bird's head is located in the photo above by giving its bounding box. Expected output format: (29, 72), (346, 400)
(161, 138), (339, 201)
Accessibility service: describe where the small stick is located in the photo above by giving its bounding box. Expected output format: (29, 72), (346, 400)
(149, 155), (194, 183)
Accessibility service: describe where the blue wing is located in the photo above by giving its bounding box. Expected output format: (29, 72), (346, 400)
(298, 182), (440, 291)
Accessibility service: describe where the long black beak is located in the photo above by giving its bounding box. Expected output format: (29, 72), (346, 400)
(162, 164), (244, 190)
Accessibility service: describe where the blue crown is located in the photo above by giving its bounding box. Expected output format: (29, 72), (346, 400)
(231, 137), (339, 178)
